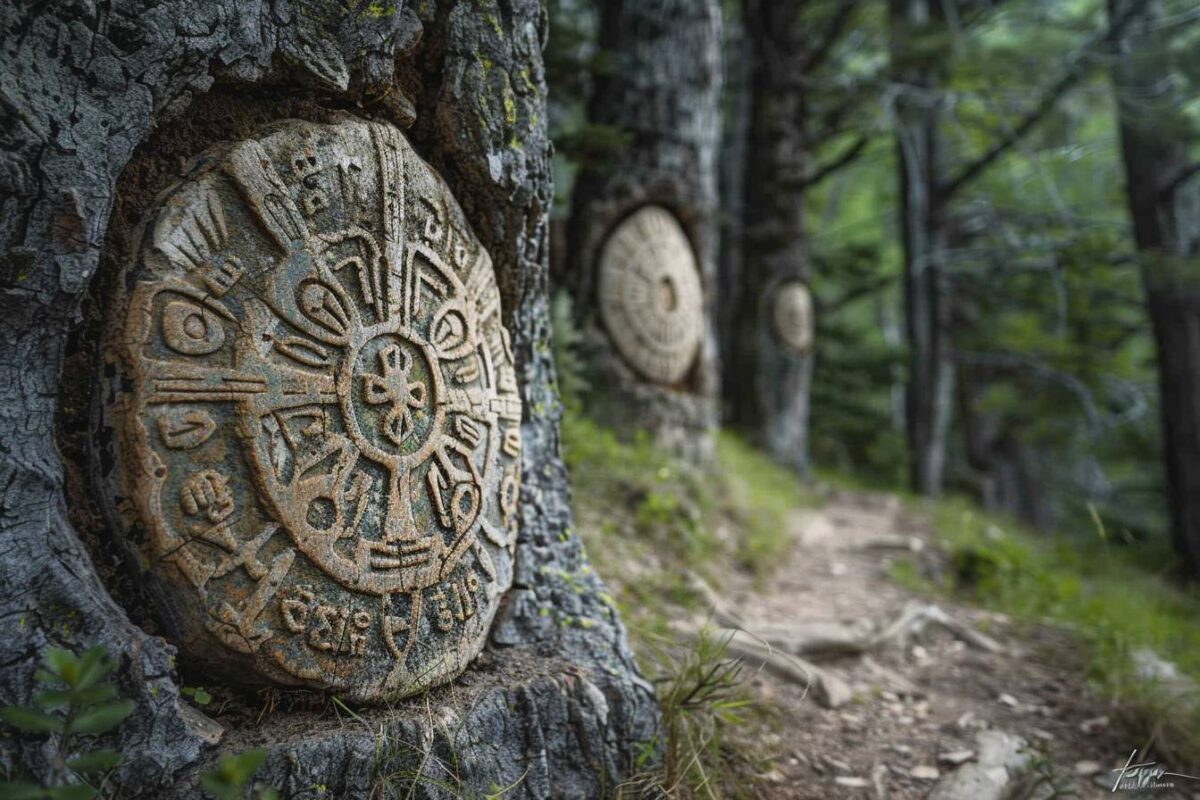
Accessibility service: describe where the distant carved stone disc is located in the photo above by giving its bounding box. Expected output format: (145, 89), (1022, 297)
(101, 118), (522, 702)
(773, 281), (814, 354)
(597, 205), (703, 384)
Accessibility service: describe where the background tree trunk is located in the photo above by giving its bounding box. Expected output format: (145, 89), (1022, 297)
(890, 0), (955, 497)
(565, 0), (723, 464)
(0, 1), (656, 796)
(727, 0), (816, 474)
(1109, 0), (1200, 572)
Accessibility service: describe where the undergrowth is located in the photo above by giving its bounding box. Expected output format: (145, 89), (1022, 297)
(553, 289), (819, 796)
(890, 495), (1200, 770)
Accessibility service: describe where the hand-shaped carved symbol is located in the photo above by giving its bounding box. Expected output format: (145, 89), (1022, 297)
(362, 344), (427, 447)
(180, 469), (235, 524)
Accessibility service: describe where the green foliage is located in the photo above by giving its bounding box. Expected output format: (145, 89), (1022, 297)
(201, 750), (278, 800)
(0, 646), (133, 799)
(548, 290), (589, 415)
(620, 630), (764, 799)
(892, 496), (1200, 768)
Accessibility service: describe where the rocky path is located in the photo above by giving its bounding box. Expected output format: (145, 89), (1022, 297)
(707, 490), (1193, 799)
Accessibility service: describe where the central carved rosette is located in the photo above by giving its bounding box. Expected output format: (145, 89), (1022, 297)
(102, 118), (522, 702)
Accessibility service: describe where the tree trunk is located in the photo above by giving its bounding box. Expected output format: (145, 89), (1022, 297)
(890, 0), (955, 496)
(0, 1), (656, 796)
(726, 0), (816, 474)
(1109, 0), (1200, 572)
(565, 0), (723, 464)
(718, 3), (751, 413)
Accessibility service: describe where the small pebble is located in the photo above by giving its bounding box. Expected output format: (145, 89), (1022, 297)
(910, 765), (940, 780)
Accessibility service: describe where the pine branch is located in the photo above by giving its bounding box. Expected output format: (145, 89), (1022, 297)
(938, 0), (1154, 202)
(799, 134), (870, 190)
(802, 0), (858, 74)
(1158, 162), (1200, 201)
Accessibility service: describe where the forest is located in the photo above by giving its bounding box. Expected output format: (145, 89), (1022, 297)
(1, 0), (1199, 798)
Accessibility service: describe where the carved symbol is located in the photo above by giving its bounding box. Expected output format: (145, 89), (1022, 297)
(298, 280), (351, 340)
(362, 344), (428, 447)
(112, 117), (523, 702)
(773, 281), (815, 354)
(431, 303), (473, 359)
(597, 205), (704, 384)
(502, 427), (521, 459)
(157, 409), (217, 449)
(180, 470), (234, 525)
(455, 415), (483, 449)
(203, 255), (244, 297)
(162, 299), (225, 355)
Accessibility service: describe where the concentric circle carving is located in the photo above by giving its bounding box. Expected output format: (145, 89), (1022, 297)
(597, 205), (703, 384)
(772, 281), (815, 354)
(102, 118), (522, 701)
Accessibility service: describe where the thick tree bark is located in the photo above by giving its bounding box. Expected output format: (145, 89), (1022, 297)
(1109, 0), (1200, 572)
(565, 0), (723, 464)
(727, 0), (816, 474)
(0, 1), (656, 797)
(890, 0), (955, 497)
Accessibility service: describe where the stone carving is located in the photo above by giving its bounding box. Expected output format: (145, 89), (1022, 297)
(597, 205), (703, 384)
(103, 118), (521, 702)
(772, 281), (814, 354)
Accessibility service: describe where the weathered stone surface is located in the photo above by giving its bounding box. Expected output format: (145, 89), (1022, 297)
(597, 205), (704, 385)
(772, 280), (814, 355)
(98, 118), (520, 701)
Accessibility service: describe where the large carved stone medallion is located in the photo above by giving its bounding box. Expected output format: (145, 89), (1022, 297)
(772, 281), (815, 354)
(597, 205), (703, 384)
(102, 118), (522, 702)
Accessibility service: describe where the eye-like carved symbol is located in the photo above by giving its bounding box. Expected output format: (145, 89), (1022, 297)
(162, 299), (225, 355)
(362, 344), (428, 447)
(298, 280), (351, 340)
(157, 409), (217, 450)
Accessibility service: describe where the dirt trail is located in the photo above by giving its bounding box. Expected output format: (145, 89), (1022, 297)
(712, 490), (1193, 799)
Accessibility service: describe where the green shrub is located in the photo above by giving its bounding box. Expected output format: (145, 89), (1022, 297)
(0, 645), (134, 800)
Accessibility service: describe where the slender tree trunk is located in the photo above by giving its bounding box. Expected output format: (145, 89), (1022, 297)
(565, 0), (723, 464)
(1109, 0), (1200, 572)
(719, 3), (751, 409)
(728, 0), (816, 473)
(890, 0), (954, 496)
(0, 1), (656, 795)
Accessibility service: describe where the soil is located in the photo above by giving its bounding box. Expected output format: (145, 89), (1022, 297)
(712, 489), (1197, 800)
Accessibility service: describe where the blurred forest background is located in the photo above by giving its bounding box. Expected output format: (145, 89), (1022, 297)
(551, 0), (1200, 563)
(541, 0), (1200, 795)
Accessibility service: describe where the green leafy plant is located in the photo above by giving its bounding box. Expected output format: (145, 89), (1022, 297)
(201, 749), (278, 800)
(0, 645), (134, 799)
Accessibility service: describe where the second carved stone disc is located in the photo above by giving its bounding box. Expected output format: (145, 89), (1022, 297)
(101, 117), (522, 702)
(773, 281), (815, 354)
(597, 205), (703, 384)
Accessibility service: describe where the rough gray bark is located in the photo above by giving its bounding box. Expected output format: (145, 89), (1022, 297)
(727, 0), (817, 474)
(0, 1), (656, 797)
(1109, 0), (1200, 573)
(564, 0), (723, 464)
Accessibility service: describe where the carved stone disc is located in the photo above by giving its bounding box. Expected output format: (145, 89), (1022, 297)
(597, 205), (703, 384)
(102, 118), (522, 702)
(772, 281), (815, 354)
